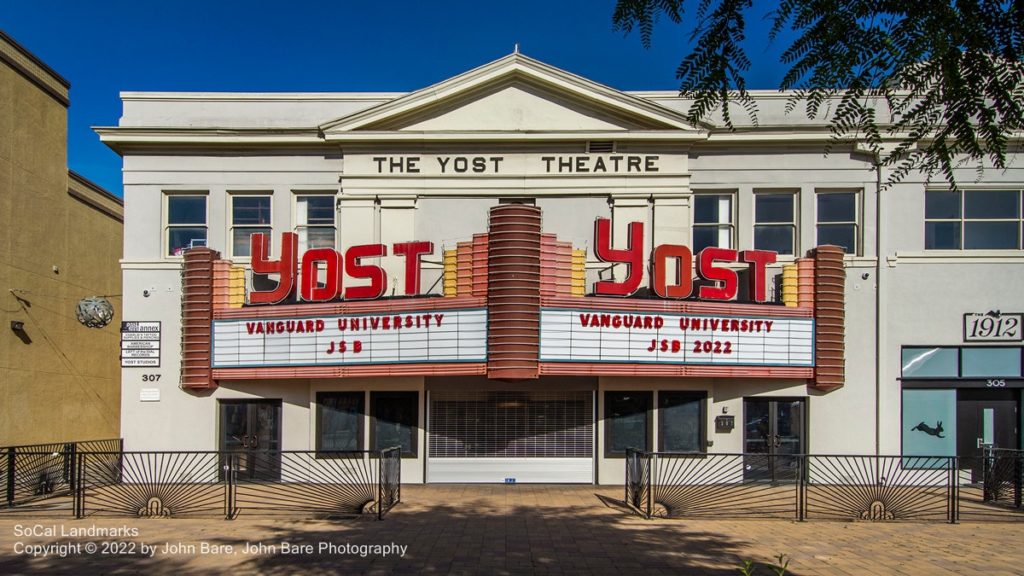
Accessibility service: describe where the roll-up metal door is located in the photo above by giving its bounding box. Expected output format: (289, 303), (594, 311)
(427, 390), (594, 483)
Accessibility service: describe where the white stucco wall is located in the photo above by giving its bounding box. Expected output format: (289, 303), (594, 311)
(113, 56), (1024, 485)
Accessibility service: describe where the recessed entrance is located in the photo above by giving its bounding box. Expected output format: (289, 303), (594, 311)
(743, 398), (806, 482)
(957, 389), (1019, 482)
(219, 400), (282, 480)
(427, 389), (594, 483)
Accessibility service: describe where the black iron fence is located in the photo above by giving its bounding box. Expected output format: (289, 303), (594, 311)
(980, 448), (1023, 506)
(625, 450), (1024, 523)
(956, 448), (1024, 522)
(3, 438), (122, 508)
(73, 448), (402, 520)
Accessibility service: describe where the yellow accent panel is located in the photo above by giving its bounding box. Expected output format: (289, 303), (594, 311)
(443, 249), (458, 297)
(781, 264), (798, 307)
(228, 266), (246, 308)
(571, 249), (586, 296)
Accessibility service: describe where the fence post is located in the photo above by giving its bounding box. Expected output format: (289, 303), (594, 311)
(224, 453), (236, 520)
(73, 452), (83, 519)
(797, 455), (806, 522)
(624, 449), (630, 509)
(5, 447), (14, 507)
(65, 443), (76, 488)
(949, 457), (959, 524)
(1016, 453), (1023, 509)
(378, 450), (384, 521)
(645, 453), (653, 520)
(983, 452), (990, 502)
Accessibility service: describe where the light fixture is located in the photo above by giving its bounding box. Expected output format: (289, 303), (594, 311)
(10, 320), (25, 331)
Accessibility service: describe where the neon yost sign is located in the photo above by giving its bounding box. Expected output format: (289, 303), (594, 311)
(247, 218), (778, 305)
(247, 233), (433, 304)
(592, 218), (777, 302)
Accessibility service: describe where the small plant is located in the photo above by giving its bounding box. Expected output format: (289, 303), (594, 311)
(737, 554), (789, 576)
(737, 559), (757, 576)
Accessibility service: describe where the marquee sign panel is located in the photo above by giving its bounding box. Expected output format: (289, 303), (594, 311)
(539, 308), (814, 367)
(212, 308), (487, 368)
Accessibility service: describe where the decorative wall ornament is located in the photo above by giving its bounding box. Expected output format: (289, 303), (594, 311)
(76, 297), (114, 328)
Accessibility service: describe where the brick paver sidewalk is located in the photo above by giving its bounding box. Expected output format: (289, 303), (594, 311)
(0, 484), (1022, 574)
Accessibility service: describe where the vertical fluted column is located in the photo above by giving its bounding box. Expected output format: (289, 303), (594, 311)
(486, 205), (541, 380)
(812, 245), (845, 391)
(181, 248), (216, 390)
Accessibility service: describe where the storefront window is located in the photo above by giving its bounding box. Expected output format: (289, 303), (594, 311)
(605, 391), (651, 457)
(658, 391), (705, 452)
(961, 348), (1022, 378)
(316, 392), (363, 454)
(901, 347), (959, 378)
(901, 389), (956, 460)
(371, 391), (418, 457)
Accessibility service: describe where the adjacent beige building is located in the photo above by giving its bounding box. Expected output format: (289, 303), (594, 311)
(0, 30), (122, 445)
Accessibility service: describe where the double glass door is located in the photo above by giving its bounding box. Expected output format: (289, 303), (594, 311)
(219, 400), (282, 481)
(744, 398), (806, 482)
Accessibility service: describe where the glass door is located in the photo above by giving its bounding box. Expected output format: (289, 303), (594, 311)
(743, 398), (806, 482)
(219, 400), (282, 481)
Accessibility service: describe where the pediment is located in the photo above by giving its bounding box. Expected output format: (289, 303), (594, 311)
(320, 53), (702, 136)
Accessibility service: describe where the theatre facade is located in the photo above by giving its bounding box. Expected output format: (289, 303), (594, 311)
(100, 54), (1024, 484)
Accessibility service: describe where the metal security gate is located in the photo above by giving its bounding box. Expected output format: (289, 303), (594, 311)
(427, 390), (594, 483)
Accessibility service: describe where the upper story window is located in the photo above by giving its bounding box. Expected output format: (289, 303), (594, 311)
(166, 194), (207, 257)
(926, 190), (1022, 250)
(754, 191), (797, 255)
(816, 191), (859, 254)
(231, 193), (272, 258)
(295, 195), (336, 252)
(692, 193), (734, 253)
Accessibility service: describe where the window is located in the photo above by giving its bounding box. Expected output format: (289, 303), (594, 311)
(231, 194), (272, 258)
(658, 392), (706, 452)
(296, 195), (336, 252)
(961, 348), (1022, 378)
(754, 192), (797, 255)
(166, 194), (207, 256)
(316, 392), (364, 454)
(817, 191), (858, 254)
(692, 193), (734, 253)
(901, 347), (959, 378)
(901, 389), (956, 458)
(604, 391), (651, 457)
(901, 346), (1023, 378)
(370, 391), (418, 457)
(926, 190), (1023, 250)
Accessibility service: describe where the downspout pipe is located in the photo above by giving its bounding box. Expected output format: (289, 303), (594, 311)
(874, 156), (883, 457)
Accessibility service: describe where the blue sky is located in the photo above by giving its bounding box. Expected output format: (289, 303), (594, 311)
(3, 1), (789, 196)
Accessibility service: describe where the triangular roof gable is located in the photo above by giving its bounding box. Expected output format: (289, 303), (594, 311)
(320, 53), (700, 133)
